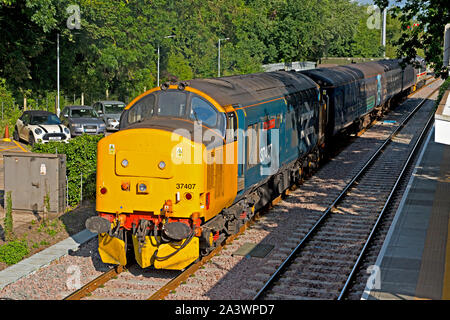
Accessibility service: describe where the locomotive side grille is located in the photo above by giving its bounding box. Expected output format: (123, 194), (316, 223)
(215, 148), (224, 197)
(207, 160), (214, 190)
(216, 163), (224, 197)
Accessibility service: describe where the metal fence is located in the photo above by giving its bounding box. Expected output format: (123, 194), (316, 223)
(262, 61), (316, 72)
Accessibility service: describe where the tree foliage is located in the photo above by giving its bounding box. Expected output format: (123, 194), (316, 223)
(375, 0), (450, 76)
(1, 0), (442, 102)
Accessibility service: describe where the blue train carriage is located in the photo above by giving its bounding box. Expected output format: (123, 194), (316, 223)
(300, 66), (368, 138)
(301, 59), (415, 138)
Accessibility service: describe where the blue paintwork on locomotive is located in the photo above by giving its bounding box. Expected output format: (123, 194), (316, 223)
(235, 89), (320, 195)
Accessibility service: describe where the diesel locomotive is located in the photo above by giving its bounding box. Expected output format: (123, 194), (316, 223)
(86, 59), (426, 270)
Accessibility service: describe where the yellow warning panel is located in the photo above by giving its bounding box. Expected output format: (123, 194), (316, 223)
(132, 235), (158, 269)
(154, 237), (199, 270)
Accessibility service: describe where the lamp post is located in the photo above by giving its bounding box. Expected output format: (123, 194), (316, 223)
(157, 35), (176, 87)
(57, 33), (60, 116)
(218, 37), (229, 77)
(381, 7), (387, 58)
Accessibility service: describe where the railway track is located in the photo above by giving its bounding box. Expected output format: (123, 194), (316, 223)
(63, 77), (440, 300)
(252, 85), (440, 300)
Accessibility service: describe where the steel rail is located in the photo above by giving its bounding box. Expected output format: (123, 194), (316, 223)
(253, 84), (440, 300)
(147, 209), (269, 300)
(337, 96), (436, 299)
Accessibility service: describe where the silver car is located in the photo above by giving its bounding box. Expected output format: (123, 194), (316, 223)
(60, 105), (106, 136)
(92, 100), (126, 131)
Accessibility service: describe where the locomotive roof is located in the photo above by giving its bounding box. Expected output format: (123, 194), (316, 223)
(187, 71), (318, 108)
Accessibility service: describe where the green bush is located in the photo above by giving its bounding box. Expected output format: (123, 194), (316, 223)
(0, 78), (20, 138)
(0, 240), (29, 265)
(4, 191), (14, 241)
(32, 134), (103, 206)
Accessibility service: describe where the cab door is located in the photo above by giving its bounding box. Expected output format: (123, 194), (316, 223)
(222, 108), (239, 206)
(233, 107), (246, 194)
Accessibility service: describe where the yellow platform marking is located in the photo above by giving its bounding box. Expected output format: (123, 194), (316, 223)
(13, 140), (28, 152)
(443, 218), (450, 300)
(0, 146), (19, 152)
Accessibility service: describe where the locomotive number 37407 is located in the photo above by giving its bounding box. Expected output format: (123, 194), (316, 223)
(176, 183), (196, 189)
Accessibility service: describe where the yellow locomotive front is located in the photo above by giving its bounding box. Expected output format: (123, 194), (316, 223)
(86, 85), (238, 270)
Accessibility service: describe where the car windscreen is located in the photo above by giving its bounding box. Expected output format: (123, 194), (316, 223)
(30, 114), (61, 125)
(70, 108), (98, 118)
(104, 103), (125, 114)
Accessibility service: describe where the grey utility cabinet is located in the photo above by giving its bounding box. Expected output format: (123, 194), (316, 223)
(4, 152), (66, 216)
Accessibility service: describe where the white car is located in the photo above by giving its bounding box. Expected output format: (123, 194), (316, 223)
(13, 110), (71, 146)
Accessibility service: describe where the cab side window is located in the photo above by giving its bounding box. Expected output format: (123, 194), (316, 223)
(190, 97), (218, 128)
(127, 94), (155, 124)
(226, 112), (237, 143)
(246, 123), (259, 168)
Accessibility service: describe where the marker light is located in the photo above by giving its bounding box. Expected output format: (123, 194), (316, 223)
(121, 159), (129, 167)
(121, 182), (130, 191)
(206, 192), (210, 210)
(185, 192), (192, 200)
(158, 161), (166, 170)
(100, 187), (107, 194)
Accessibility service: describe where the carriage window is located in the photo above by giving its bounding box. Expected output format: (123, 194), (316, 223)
(127, 94), (155, 124)
(157, 91), (186, 117)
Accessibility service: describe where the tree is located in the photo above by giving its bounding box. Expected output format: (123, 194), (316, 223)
(375, 0), (450, 75)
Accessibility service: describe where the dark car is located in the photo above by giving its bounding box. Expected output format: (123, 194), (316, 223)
(60, 105), (106, 136)
(92, 100), (126, 131)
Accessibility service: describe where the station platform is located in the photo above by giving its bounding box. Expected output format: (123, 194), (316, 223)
(362, 124), (450, 300)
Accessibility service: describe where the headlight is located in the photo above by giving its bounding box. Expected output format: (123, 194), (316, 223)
(107, 118), (114, 123)
(73, 123), (82, 128)
(34, 128), (42, 135)
(138, 183), (147, 193)
(64, 127), (70, 134)
(99, 123), (106, 128)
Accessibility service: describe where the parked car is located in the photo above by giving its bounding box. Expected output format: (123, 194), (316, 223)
(92, 100), (126, 131)
(13, 110), (71, 146)
(60, 105), (106, 137)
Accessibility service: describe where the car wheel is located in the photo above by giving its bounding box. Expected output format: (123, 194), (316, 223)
(13, 127), (19, 141)
(28, 133), (35, 147)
